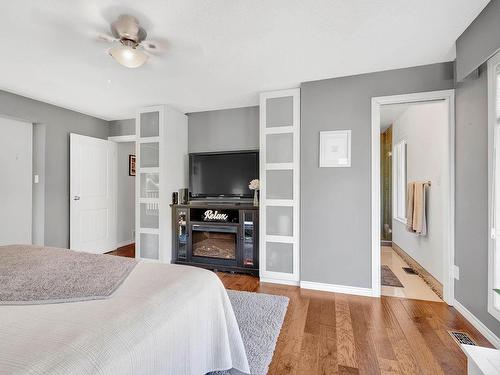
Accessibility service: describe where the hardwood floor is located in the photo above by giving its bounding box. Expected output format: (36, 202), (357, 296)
(106, 243), (135, 258)
(220, 273), (492, 375)
(112, 244), (492, 374)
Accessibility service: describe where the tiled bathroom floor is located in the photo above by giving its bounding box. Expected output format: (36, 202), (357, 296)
(381, 246), (442, 302)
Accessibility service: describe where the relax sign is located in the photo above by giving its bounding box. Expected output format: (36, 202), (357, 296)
(203, 210), (229, 222)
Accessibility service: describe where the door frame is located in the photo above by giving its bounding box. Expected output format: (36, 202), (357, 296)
(371, 89), (455, 304)
(487, 52), (500, 321)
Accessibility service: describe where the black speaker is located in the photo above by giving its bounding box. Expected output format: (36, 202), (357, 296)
(172, 192), (178, 205)
(178, 188), (189, 204)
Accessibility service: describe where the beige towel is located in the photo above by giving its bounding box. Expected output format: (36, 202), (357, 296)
(406, 182), (415, 232)
(406, 181), (428, 236)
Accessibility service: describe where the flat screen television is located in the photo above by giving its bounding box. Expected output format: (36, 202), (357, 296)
(189, 151), (259, 199)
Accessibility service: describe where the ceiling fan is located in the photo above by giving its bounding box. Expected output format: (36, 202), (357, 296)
(98, 14), (159, 68)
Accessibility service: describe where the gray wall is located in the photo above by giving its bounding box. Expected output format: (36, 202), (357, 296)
(456, 0), (500, 82)
(188, 106), (259, 153)
(117, 142), (135, 245)
(455, 0), (500, 340)
(109, 119), (135, 137)
(300, 62), (454, 288)
(455, 66), (500, 338)
(0, 90), (109, 248)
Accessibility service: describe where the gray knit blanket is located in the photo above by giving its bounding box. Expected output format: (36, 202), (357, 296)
(0, 245), (138, 305)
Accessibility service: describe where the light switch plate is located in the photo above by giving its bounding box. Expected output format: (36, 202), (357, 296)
(454, 265), (460, 280)
(34, 174), (39, 184)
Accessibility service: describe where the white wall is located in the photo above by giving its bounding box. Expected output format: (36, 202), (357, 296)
(392, 101), (447, 283)
(116, 142), (135, 246)
(0, 117), (32, 245)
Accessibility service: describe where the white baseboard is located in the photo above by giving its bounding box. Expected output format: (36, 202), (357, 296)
(300, 280), (375, 297)
(454, 299), (500, 349)
(260, 277), (299, 286)
(116, 240), (135, 249)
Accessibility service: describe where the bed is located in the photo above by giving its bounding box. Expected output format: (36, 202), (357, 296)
(0, 245), (250, 375)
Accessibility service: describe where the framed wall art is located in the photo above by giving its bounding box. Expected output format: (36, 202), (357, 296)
(319, 130), (351, 168)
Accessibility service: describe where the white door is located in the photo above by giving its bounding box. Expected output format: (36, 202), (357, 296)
(70, 134), (117, 253)
(0, 117), (32, 245)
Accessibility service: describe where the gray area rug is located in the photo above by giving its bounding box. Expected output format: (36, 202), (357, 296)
(381, 265), (404, 287)
(0, 245), (138, 304)
(212, 290), (289, 375)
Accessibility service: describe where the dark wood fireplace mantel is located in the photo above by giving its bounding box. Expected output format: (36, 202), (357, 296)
(171, 203), (259, 275)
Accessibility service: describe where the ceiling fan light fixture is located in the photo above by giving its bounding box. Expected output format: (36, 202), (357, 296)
(109, 45), (148, 68)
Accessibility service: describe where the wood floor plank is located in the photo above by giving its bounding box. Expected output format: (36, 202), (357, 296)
(267, 287), (308, 375)
(335, 294), (358, 370)
(402, 299), (466, 375)
(363, 298), (398, 362)
(297, 333), (320, 374)
(268, 335), (302, 375)
(319, 293), (336, 327)
(338, 365), (359, 375)
(304, 296), (322, 335)
(381, 298), (427, 375)
(378, 358), (401, 375)
(386, 298), (445, 375)
(418, 302), (468, 366)
(318, 334), (338, 375)
(401, 300), (463, 375)
(349, 298), (382, 374)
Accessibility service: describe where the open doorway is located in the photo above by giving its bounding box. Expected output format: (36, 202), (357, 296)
(372, 90), (455, 304)
(108, 136), (136, 258)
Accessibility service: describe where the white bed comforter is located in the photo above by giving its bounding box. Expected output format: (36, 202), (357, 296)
(0, 262), (250, 375)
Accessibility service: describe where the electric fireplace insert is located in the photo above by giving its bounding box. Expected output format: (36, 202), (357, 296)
(191, 224), (237, 261)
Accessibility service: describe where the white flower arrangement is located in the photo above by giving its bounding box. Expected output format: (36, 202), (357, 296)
(248, 179), (260, 190)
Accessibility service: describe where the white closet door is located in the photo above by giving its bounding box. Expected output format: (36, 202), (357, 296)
(70, 134), (117, 253)
(260, 89), (300, 284)
(0, 117), (32, 245)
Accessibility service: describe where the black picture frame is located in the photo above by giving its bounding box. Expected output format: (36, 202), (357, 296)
(129, 154), (136, 176)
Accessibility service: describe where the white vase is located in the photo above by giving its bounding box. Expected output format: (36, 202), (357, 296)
(253, 190), (259, 206)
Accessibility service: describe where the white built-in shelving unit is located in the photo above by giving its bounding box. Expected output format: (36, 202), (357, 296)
(135, 105), (188, 262)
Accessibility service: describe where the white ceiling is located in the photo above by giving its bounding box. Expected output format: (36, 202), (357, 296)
(380, 103), (411, 132)
(0, 0), (490, 120)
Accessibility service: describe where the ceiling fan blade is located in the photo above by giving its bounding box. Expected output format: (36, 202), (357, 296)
(97, 33), (117, 43)
(139, 38), (169, 54)
(141, 41), (159, 51)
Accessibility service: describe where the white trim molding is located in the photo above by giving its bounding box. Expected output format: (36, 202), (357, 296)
(371, 89), (455, 304)
(454, 300), (500, 349)
(487, 51), (500, 322)
(300, 281), (375, 297)
(260, 277), (300, 286)
(108, 135), (137, 143)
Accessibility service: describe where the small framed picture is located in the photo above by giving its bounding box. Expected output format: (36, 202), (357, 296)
(129, 155), (136, 176)
(319, 130), (351, 167)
